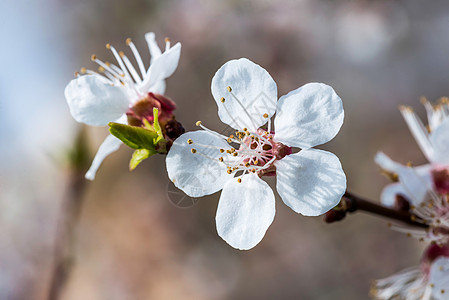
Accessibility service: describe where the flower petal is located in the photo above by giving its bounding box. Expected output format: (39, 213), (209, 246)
(216, 173), (275, 250)
(140, 43), (181, 92)
(211, 58), (277, 132)
(274, 83), (344, 148)
(375, 152), (432, 206)
(379, 183), (408, 207)
(430, 118), (449, 164)
(275, 149), (346, 216)
(429, 257), (449, 300)
(166, 130), (233, 197)
(400, 106), (435, 163)
(145, 32), (162, 62)
(85, 134), (122, 180)
(65, 75), (130, 126)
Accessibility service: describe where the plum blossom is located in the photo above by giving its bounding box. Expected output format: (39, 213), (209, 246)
(65, 33), (181, 180)
(376, 99), (449, 207)
(371, 243), (449, 300)
(166, 58), (346, 250)
(375, 99), (449, 244)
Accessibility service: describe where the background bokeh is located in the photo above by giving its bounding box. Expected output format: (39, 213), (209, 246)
(1, 0), (449, 299)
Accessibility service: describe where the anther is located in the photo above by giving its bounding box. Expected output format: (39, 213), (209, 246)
(105, 43), (111, 49)
(98, 66), (105, 73)
(243, 128), (247, 132)
(126, 38), (132, 45)
(227, 169), (232, 174)
(227, 86), (232, 92)
(219, 157), (224, 162)
(220, 97), (225, 103)
(219, 149), (225, 153)
(195, 121), (202, 126)
(119, 51), (125, 57)
(80, 67), (87, 74)
(237, 178), (242, 183)
(91, 54), (97, 61)
(191, 148), (197, 154)
(245, 162), (250, 167)
(263, 113), (269, 118)
(232, 152), (238, 156)
(165, 37), (171, 43)
(74, 71), (80, 77)
(187, 139), (193, 144)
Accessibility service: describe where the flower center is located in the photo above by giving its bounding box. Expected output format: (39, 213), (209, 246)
(188, 123), (291, 183)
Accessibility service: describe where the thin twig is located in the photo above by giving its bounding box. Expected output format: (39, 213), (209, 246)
(325, 191), (428, 229)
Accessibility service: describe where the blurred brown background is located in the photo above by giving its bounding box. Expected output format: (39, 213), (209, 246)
(2, 0), (449, 299)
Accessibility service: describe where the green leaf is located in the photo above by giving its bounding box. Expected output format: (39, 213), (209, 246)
(129, 148), (155, 171)
(109, 122), (158, 150)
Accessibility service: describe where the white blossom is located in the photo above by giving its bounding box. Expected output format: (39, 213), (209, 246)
(166, 58), (346, 250)
(65, 33), (181, 180)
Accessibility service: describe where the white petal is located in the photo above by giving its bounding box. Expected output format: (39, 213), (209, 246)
(274, 83), (344, 149)
(216, 173), (275, 250)
(65, 75), (130, 126)
(166, 130), (233, 197)
(275, 149), (346, 216)
(211, 58), (277, 132)
(429, 257), (449, 300)
(430, 118), (449, 164)
(375, 152), (432, 206)
(400, 106), (435, 163)
(379, 183), (409, 207)
(85, 134), (122, 180)
(145, 32), (162, 62)
(140, 43), (181, 92)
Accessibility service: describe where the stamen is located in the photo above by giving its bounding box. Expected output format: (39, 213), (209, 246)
(187, 139), (193, 144)
(191, 148), (197, 154)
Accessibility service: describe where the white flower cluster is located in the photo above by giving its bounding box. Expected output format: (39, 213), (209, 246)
(373, 100), (449, 299)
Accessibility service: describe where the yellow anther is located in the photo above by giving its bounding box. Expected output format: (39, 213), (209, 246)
(80, 67), (87, 74)
(74, 71), (80, 77)
(105, 43), (111, 49)
(98, 66), (105, 73)
(251, 169), (256, 173)
(245, 162), (250, 167)
(191, 148), (197, 154)
(91, 54), (97, 61)
(430, 284), (435, 288)
(219, 149), (225, 153)
(227, 138), (232, 143)
(263, 113), (269, 118)
(243, 128), (247, 132)
(226, 150), (232, 154)
(237, 178), (242, 183)
(219, 157), (224, 162)
(126, 38), (132, 45)
(195, 121), (202, 126)
(232, 152), (238, 156)
(119, 51), (125, 57)
(254, 160), (259, 165)
(187, 139), (193, 144)
(229, 135), (234, 139)
(406, 233), (412, 237)
(105, 61), (111, 66)
(165, 37), (171, 43)
(227, 169), (232, 174)
(227, 86), (232, 92)
(220, 97), (225, 103)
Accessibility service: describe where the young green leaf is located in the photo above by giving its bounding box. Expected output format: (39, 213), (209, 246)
(109, 122), (158, 150)
(129, 148), (156, 171)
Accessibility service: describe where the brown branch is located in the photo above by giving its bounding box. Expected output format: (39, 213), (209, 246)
(324, 191), (428, 229)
